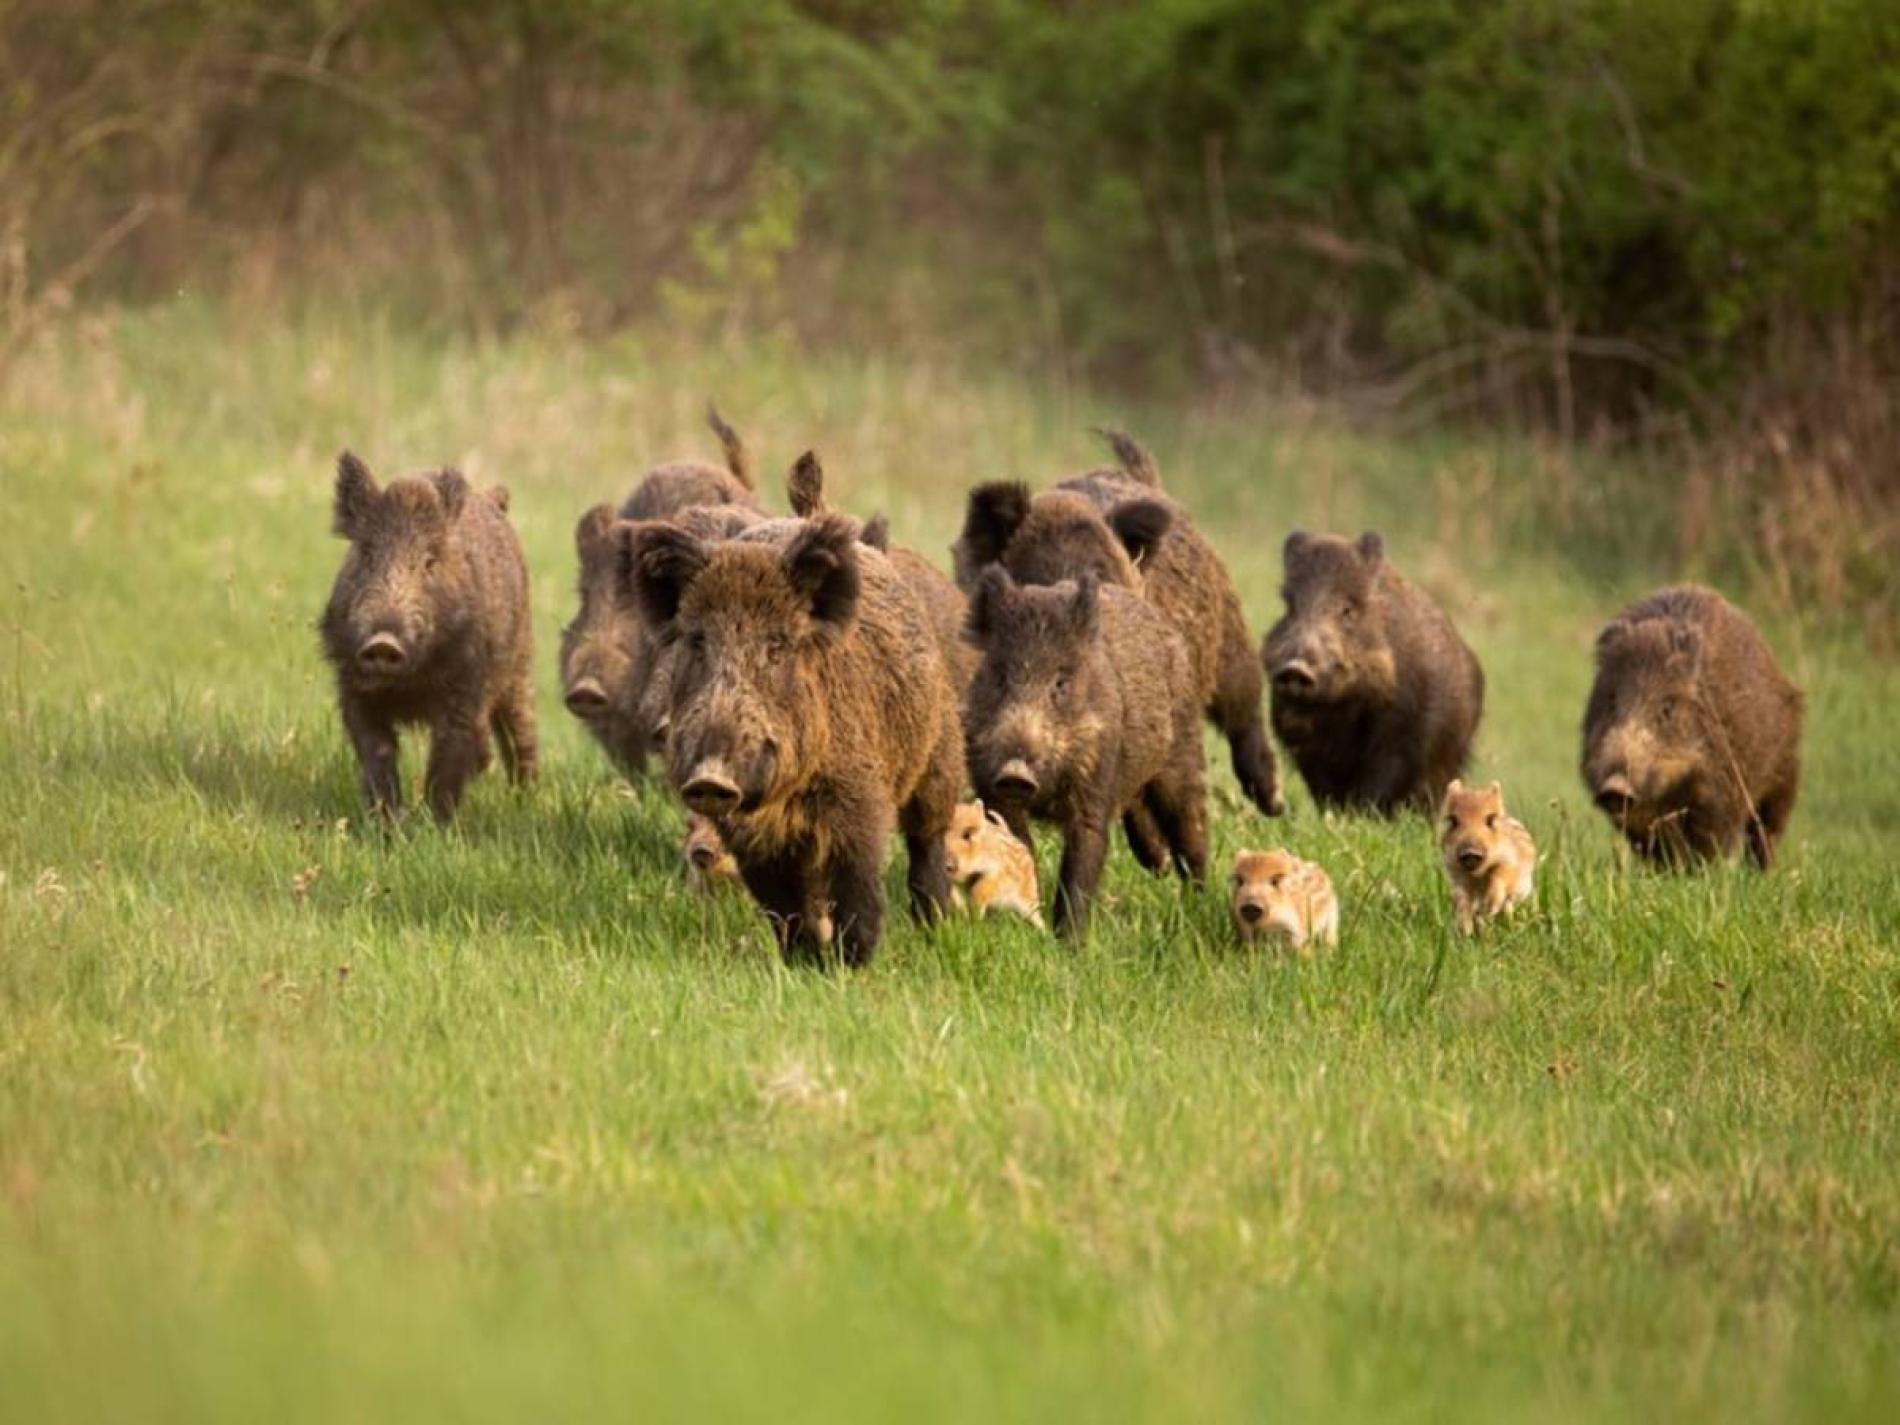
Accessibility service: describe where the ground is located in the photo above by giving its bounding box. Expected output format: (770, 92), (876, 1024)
(2, 305), (1897, 1423)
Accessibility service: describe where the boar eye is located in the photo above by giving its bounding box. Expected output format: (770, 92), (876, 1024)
(1486, 814), (1498, 829)
(687, 630), (708, 656)
(1339, 600), (1359, 624)
(1270, 875), (1284, 889)
(1659, 697), (1676, 723)
(1052, 672), (1071, 697)
(423, 552), (440, 574)
(1444, 815), (1456, 831)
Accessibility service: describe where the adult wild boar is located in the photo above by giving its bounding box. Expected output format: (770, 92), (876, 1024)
(628, 512), (964, 966)
(1262, 531), (1482, 814)
(952, 429), (1284, 821)
(561, 405), (763, 772)
(1581, 585), (1802, 868)
(963, 568), (1207, 936)
(320, 452), (537, 820)
(562, 500), (763, 776)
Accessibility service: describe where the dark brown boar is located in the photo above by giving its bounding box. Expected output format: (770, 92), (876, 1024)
(1581, 585), (1803, 868)
(561, 500), (765, 776)
(628, 512), (964, 966)
(560, 407), (763, 767)
(963, 568), (1207, 936)
(320, 452), (537, 820)
(951, 429), (1284, 821)
(1262, 531), (1483, 814)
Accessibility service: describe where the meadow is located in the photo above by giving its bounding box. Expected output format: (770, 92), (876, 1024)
(2, 303), (1897, 1422)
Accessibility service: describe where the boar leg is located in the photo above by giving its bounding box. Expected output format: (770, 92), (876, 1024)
(735, 848), (822, 962)
(900, 717), (961, 924)
(342, 698), (402, 818)
(1141, 772), (1209, 884)
(1053, 812), (1111, 938)
(423, 709), (491, 822)
(1223, 710), (1286, 818)
(491, 671), (540, 787)
(1747, 779), (1797, 871)
(826, 841), (887, 968)
(1121, 805), (1170, 873)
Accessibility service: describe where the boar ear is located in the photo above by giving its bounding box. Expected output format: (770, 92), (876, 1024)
(485, 485), (511, 514)
(1282, 529), (1311, 569)
(576, 504), (616, 562)
(965, 564), (1014, 644)
(985, 806), (1011, 831)
(859, 513), (891, 551)
(1107, 499), (1171, 567)
(1594, 617), (1631, 660)
(1356, 531), (1386, 567)
(433, 468), (470, 522)
(333, 451), (378, 538)
(787, 450), (826, 518)
(956, 482), (1032, 585)
(1441, 779), (1462, 812)
(628, 521), (710, 627)
(1070, 573), (1102, 636)
(783, 512), (861, 633)
(1487, 780), (1502, 797)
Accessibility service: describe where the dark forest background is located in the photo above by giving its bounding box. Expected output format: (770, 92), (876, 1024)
(5, 0), (1896, 620)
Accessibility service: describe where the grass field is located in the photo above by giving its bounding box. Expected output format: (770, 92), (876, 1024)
(3, 303), (1898, 1423)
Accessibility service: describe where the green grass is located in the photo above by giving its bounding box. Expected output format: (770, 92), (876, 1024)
(2, 303), (1897, 1423)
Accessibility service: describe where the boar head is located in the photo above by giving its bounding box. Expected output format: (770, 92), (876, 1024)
(628, 513), (862, 817)
(327, 452), (475, 684)
(963, 567), (1111, 812)
(1264, 531), (1400, 705)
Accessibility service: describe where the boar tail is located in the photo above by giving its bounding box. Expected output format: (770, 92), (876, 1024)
(706, 403), (753, 490)
(1094, 428), (1160, 486)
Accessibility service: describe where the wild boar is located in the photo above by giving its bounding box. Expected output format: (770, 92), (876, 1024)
(1263, 531), (1483, 814)
(1230, 849), (1338, 952)
(560, 406), (762, 772)
(1581, 585), (1803, 868)
(952, 429), (1284, 820)
(562, 500), (764, 776)
(944, 800), (1045, 929)
(320, 452), (537, 820)
(963, 568), (1207, 936)
(1438, 778), (1536, 934)
(628, 512), (964, 966)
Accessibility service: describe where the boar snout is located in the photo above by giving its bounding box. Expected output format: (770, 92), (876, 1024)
(1456, 843), (1487, 871)
(991, 757), (1040, 800)
(356, 631), (408, 674)
(1236, 899), (1265, 925)
(1270, 657), (1319, 694)
(564, 677), (609, 717)
(682, 759), (742, 814)
(688, 842), (720, 870)
(1594, 771), (1635, 817)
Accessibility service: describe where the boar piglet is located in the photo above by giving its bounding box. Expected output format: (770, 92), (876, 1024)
(320, 452), (537, 821)
(963, 568), (1207, 936)
(1263, 531), (1483, 814)
(562, 501), (764, 777)
(629, 512), (964, 966)
(953, 429), (1284, 822)
(1581, 585), (1802, 868)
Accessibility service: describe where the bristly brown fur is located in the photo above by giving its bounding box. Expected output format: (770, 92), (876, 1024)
(630, 512), (965, 967)
(320, 451), (537, 821)
(951, 432), (1283, 819)
(1580, 584), (1802, 868)
(1263, 529), (1483, 814)
(963, 568), (1206, 936)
